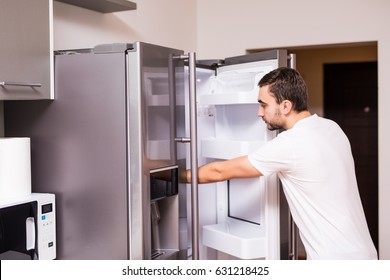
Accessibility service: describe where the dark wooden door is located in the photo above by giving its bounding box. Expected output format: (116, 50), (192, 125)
(324, 62), (378, 250)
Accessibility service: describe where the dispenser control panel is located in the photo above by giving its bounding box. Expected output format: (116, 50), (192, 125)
(150, 166), (178, 201)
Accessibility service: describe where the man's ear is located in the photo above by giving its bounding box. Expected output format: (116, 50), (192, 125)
(280, 100), (293, 115)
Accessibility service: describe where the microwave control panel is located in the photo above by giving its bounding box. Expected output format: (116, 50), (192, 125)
(37, 201), (56, 259)
(0, 193), (56, 260)
(36, 194), (56, 260)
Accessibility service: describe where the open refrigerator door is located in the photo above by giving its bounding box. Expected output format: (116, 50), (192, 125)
(182, 50), (290, 260)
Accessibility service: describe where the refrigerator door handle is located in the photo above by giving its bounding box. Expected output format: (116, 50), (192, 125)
(174, 137), (191, 143)
(173, 52), (199, 260)
(288, 54), (299, 260)
(288, 213), (299, 260)
(188, 52), (199, 260)
(288, 53), (296, 69)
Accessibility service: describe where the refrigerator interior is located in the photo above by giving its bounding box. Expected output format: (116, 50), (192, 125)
(184, 59), (283, 259)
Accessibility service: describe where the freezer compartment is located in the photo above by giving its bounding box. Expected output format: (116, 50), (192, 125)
(202, 218), (266, 259)
(186, 50), (288, 260)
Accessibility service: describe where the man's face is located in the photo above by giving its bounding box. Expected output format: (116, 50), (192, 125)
(257, 85), (284, 131)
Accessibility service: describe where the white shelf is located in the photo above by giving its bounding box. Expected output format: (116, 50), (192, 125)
(201, 138), (263, 159)
(202, 219), (266, 259)
(198, 62), (275, 106)
(199, 90), (258, 105)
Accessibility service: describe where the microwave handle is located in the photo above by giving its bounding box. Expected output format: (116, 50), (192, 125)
(26, 217), (36, 251)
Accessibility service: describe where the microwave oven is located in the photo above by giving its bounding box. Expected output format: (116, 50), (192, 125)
(0, 193), (56, 260)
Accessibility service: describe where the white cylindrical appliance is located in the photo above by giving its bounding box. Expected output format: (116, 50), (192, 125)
(0, 137), (32, 203)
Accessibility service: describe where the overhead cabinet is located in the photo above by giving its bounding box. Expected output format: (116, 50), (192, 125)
(0, 0), (53, 100)
(55, 0), (137, 13)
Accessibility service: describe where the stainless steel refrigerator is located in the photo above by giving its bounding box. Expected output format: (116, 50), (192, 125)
(4, 42), (296, 260)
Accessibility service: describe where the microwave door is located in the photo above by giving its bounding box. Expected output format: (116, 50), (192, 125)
(0, 202), (37, 260)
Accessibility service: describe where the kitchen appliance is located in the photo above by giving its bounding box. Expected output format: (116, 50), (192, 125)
(0, 193), (56, 260)
(0, 137), (32, 203)
(4, 42), (295, 260)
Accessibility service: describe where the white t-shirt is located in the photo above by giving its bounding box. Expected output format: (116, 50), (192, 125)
(248, 114), (377, 260)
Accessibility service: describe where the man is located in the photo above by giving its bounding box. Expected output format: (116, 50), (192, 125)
(186, 67), (378, 260)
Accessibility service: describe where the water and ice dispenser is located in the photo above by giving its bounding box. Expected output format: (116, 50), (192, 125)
(149, 166), (179, 259)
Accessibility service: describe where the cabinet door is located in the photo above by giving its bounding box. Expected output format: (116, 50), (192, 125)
(0, 0), (53, 100)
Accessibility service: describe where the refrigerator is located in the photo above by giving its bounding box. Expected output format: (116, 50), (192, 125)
(4, 42), (294, 260)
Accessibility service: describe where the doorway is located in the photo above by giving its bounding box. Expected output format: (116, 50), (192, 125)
(323, 61), (378, 250)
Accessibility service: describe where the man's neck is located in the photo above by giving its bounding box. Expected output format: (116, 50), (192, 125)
(285, 110), (311, 129)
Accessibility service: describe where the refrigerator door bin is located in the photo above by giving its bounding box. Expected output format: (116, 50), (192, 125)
(199, 60), (279, 106)
(200, 92), (257, 105)
(201, 138), (264, 159)
(202, 218), (266, 259)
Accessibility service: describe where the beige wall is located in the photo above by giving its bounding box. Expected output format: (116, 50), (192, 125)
(53, 0), (197, 51)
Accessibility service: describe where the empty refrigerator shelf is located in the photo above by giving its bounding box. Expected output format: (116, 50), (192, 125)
(202, 219), (266, 259)
(199, 90), (258, 105)
(201, 138), (264, 159)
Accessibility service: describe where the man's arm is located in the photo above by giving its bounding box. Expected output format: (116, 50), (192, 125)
(186, 155), (262, 184)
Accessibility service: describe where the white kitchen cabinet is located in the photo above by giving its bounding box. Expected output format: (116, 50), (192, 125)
(0, 0), (53, 100)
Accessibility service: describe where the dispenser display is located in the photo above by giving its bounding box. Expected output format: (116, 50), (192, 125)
(150, 166), (178, 201)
